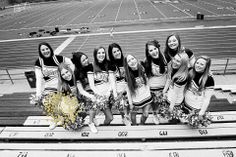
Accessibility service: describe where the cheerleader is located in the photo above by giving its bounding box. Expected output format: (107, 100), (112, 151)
(88, 46), (117, 127)
(55, 63), (87, 130)
(108, 43), (131, 126)
(184, 56), (214, 118)
(34, 42), (74, 129)
(142, 40), (167, 124)
(124, 54), (153, 125)
(164, 33), (195, 67)
(162, 52), (189, 119)
(71, 52), (98, 133)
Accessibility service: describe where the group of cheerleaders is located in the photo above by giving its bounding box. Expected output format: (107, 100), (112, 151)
(34, 33), (214, 133)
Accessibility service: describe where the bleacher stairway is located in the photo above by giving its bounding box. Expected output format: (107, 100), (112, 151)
(0, 89), (236, 156)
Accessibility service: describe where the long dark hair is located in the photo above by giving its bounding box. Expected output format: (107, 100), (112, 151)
(124, 55), (147, 95)
(71, 51), (90, 88)
(188, 56), (212, 91)
(108, 43), (124, 66)
(58, 63), (77, 95)
(93, 46), (109, 72)
(38, 42), (54, 59)
(144, 40), (166, 77)
(164, 33), (182, 63)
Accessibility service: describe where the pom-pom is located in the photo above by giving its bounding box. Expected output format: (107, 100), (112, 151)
(187, 111), (212, 128)
(112, 91), (129, 111)
(158, 99), (186, 120)
(42, 92), (84, 131)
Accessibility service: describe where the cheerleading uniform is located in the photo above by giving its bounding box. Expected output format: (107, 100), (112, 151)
(147, 62), (167, 92)
(184, 73), (214, 111)
(114, 64), (127, 93)
(88, 64), (115, 97)
(75, 64), (93, 92)
(35, 55), (65, 97)
(166, 69), (187, 106)
(166, 48), (194, 63)
(130, 70), (153, 108)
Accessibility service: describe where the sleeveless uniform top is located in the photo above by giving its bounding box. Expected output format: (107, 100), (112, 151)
(167, 69), (187, 105)
(75, 64), (93, 92)
(147, 62), (167, 91)
(130, 70), (152, 108)
(166, 48), (194, 65)
(35, 55), (65, 90)
(113, 64), (128, 93)
(88, 64), (114, 96)
(185, 73), (214, 110)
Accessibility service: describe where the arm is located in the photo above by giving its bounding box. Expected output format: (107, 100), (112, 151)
(189, 56), (196, 68)
(35, 67), (43, 99)
(108, 71), (117, 97)
(77, 82), (95, 101)
(87, 72), (100, 95)
(168, 84), (184, 111)
(199, 89), (213, 116)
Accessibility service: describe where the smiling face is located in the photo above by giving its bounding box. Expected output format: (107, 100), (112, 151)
(148, 45), (159, 59)
(127, 55), (138, 70)
(40, 45), (51, 58)
(112, 47), (122, 60)
(97, 48), (106, 63)
(195, 58), (207, 73)
(80, 54), (89, 67)
(60, 68), (72, 81)
(168, 35), (179, 50)
(172, 54), (182, 69)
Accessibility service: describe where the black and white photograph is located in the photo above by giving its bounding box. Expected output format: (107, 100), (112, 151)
(0, 0), (236, 156)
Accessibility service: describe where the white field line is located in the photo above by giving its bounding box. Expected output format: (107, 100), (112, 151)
(62, 4), (96, 27)
(145, 0), (167, 18)
(76, 36), (90, 52)
(180, 0), (217, 15)
(168, 2), (194, 17)
(22, 3), (69, 28)
(114, 0), (124, 22)
(54, 36), (75, 55)
(89, 0), (111, 23)
(217, 0), (236, 7)
(203, 0), (236, 13)
(1, 25), (236, 43)
(133, 0), (142, 20)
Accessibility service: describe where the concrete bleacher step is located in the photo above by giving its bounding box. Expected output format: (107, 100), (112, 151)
(213, 91), (236, 104)
(23, 111), (236, 126)
(0, 141), (236, 157)
(214, 85), (236, 92)
(1, 123), (236, 140)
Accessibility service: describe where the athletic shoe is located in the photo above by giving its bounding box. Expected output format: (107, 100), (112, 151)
(49, 123), (57, 130)
(89, 123), (98, 133)
(122, 117), (131, 126)
(153, 115), (160, 125)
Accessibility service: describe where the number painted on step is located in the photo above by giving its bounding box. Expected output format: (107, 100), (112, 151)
(198, 129), (208, 135)
(117, 153), (126, 157)
(66, 153), (75, 157)
(222, 150), (234, 157)
(9, 132), (18, 137)
(159, 130), (168, 136)
(44, 132), (55, 137)
(81, 131), (90, 137)
(216, 115), (224, 120)
(118, 131), (128, 137)
(169, 152), (179, 157)
(17, 152), (28, 157)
